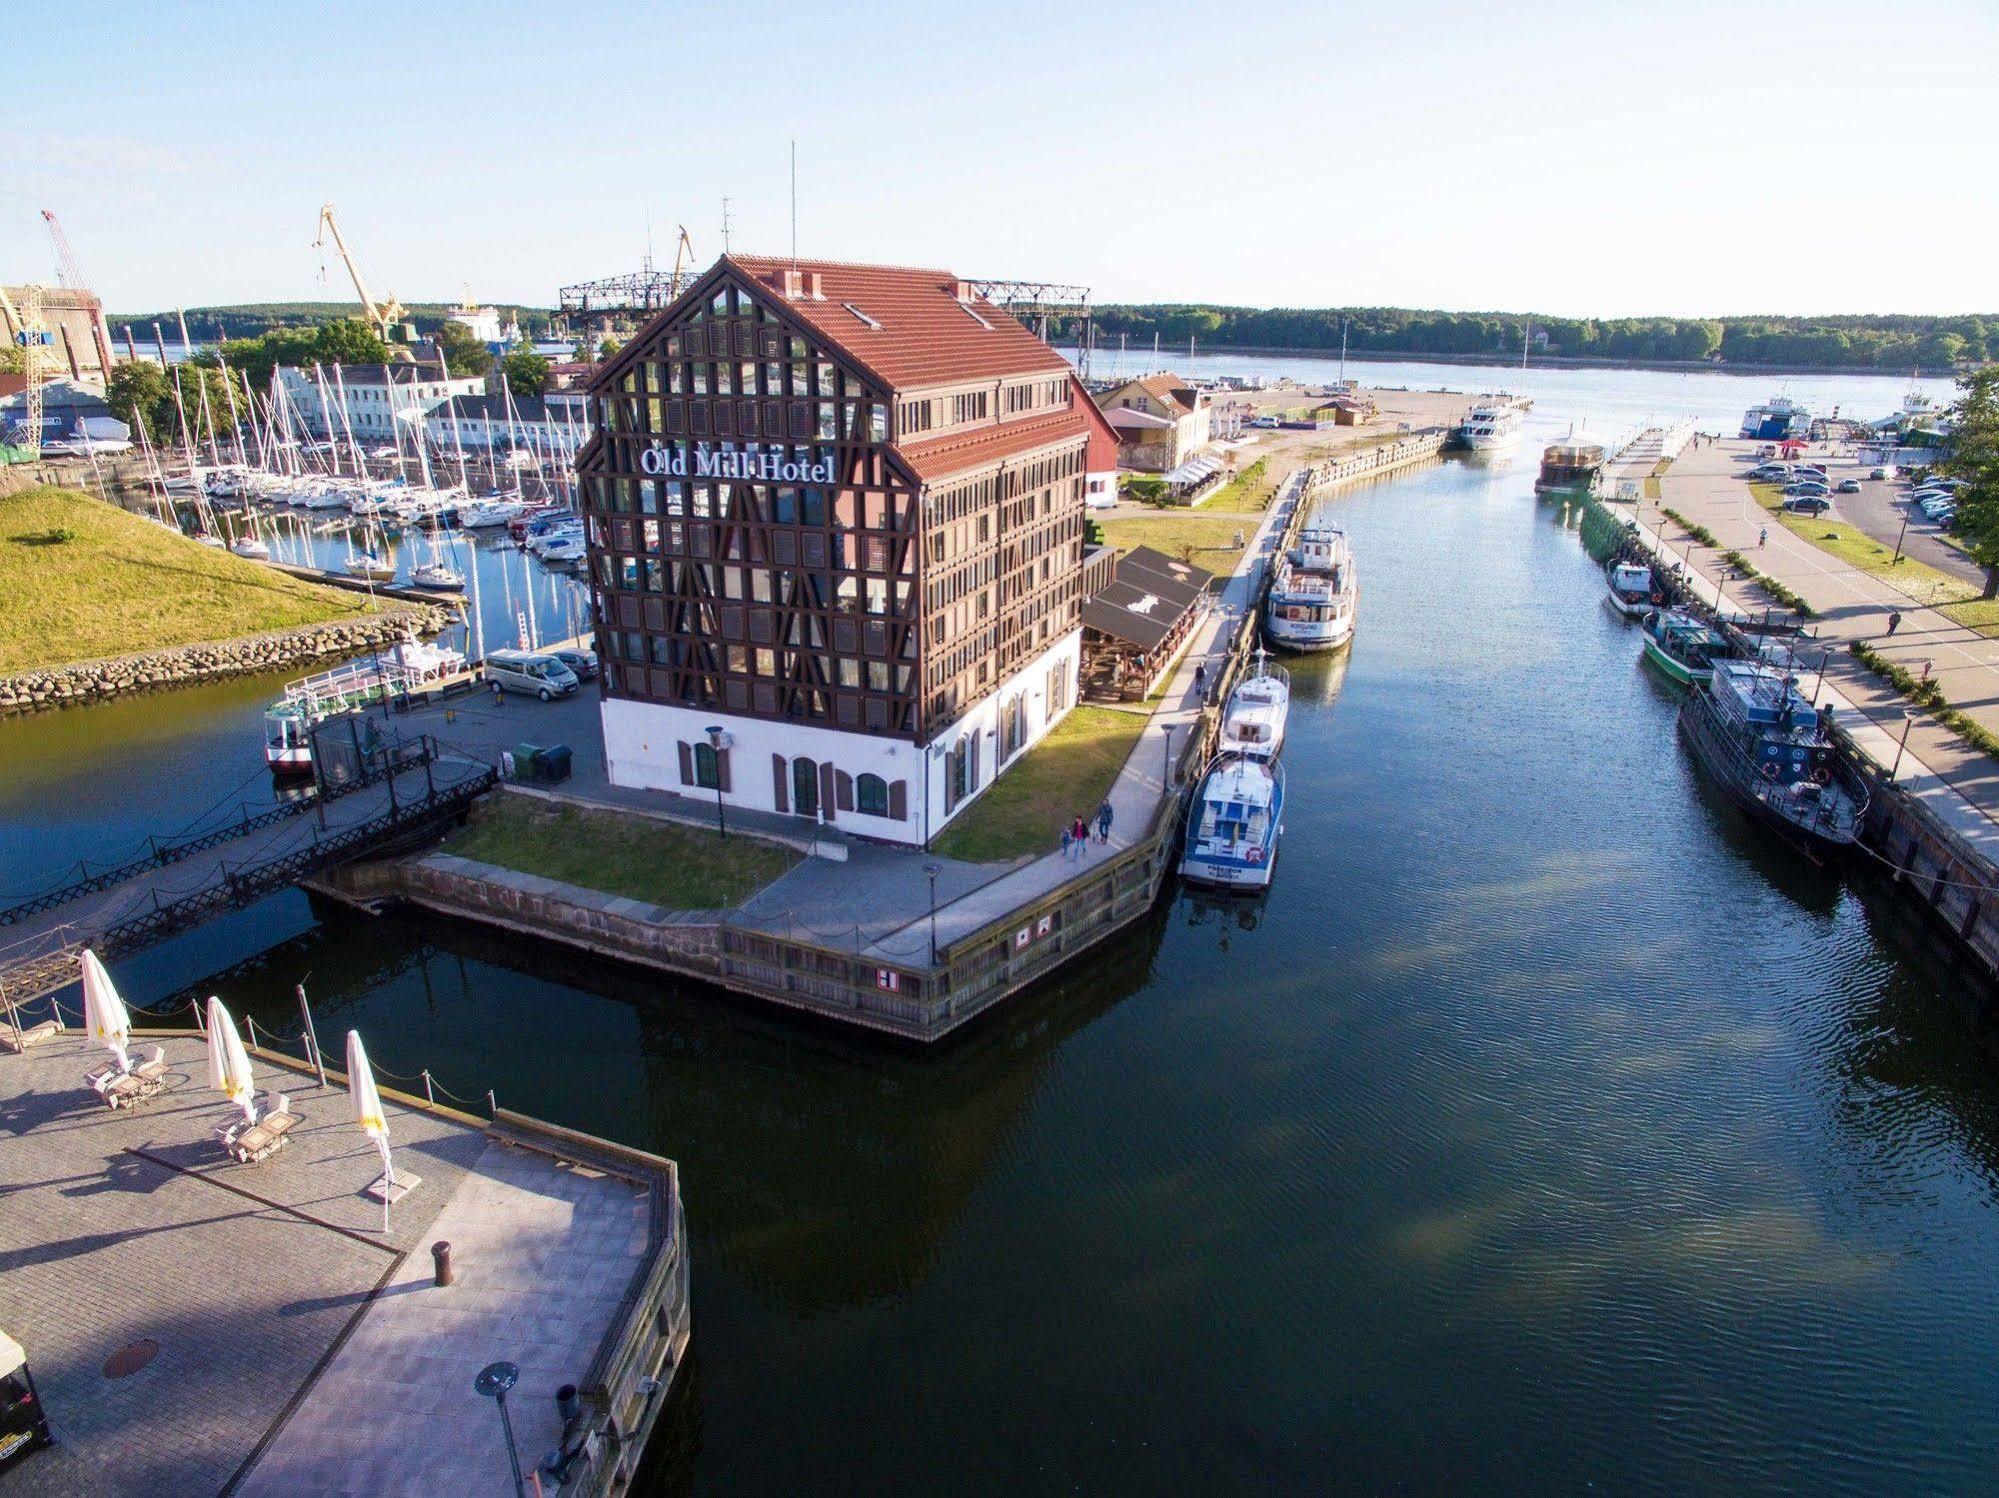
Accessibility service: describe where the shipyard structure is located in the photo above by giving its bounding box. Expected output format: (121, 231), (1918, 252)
(577, 256), (1116, 846)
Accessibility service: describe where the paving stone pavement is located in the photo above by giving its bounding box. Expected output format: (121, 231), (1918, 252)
(0, 1027), (663, 1495)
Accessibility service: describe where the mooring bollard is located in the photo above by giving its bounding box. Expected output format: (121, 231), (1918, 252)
(432, 1240), (454, 1286)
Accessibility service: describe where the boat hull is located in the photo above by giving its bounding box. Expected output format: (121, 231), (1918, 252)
(1675, 695), (1857, 864)
(1179, 844), (1278, 891)
(1265, 619), (1353, 652)
(1641, 634), (1712, 685)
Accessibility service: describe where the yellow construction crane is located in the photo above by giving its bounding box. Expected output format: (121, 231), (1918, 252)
(667, 225), (695, 302)
(313, 203), (408, 344)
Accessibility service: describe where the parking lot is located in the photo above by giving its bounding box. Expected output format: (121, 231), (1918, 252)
(1744, 449), (1978, 587)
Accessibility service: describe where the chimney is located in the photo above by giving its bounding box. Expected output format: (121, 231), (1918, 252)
(779, 268), (803, 300)
(804, 270), (824, 300)
(953, 280), (975, 302)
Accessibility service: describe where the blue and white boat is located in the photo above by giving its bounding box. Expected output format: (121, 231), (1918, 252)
(1266, 524), (1356, 652)
(1179, 753), (1285, 890)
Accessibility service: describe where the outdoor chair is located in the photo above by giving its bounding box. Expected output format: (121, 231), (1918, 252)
(220, 1089), (299, 1164)
(87, 1045), (167, 1110)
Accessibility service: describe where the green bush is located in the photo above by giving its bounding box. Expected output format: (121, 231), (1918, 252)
(1124, 476), (1168, 505)
(1848, 640), (1999, 758)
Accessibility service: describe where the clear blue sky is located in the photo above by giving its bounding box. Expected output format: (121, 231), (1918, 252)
(9, 0), (1995, 318)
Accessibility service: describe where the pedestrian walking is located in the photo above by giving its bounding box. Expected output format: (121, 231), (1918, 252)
(1096, 800), (1114, 844)
(490, 678), (504, 708)
(1758, 527), (1768, 549)
(1060, 825), (1073, 861)
(1887, 610), (1903, 637)
(1920, 659), (1933, 683)
(1071, 814), (1089, 855)
(1194, 661), (1206, 693)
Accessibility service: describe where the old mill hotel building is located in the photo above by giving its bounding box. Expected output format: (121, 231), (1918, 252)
(577, 255), (1117, 846)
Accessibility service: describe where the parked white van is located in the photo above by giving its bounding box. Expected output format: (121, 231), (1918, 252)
(486, 650), (580, 700)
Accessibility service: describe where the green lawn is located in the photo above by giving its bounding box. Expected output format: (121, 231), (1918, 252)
(443, 793), (795, 909)
(1747, 481), (1996, 628)
(0, 486), (381, 674)
(932, 706), (1152, 863)
(1194, 458), (1277, 513)
(1097, 514), (1250, 576)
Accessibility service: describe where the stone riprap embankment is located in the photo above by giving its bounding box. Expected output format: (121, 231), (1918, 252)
(0, 604), (453, 714)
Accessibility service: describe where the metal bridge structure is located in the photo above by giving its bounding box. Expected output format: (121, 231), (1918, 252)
(0, 728), (496, 1022)
(966, 279), (1093, 378)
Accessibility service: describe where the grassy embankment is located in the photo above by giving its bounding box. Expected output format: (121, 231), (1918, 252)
(932, 706), (1152, 863)
(1101, 458), (1276, 574)
(444, 793), (796, 908)
(0, 486), (384, 675)
(1746, 482), (1999, 636)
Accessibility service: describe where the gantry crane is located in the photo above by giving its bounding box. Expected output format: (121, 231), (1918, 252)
(313, 203), (408, 343)
(38, 210), (117, 378)
(2, 283), (53, 454)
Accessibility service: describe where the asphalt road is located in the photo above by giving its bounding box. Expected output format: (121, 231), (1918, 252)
(1753, 448), (1979, 587)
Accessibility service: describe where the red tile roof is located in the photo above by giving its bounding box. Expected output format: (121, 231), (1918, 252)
(725, 254), (1070, 395)
(897, 407), (1091, 485)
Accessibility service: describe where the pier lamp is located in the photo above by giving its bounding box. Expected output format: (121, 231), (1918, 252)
(1161, 722), (1177, 790)
(923, 861), (942, 963)
(474, 1360), (528, 1498)
(1890, 709), (1919, 781)
(705, 725), (727, 839)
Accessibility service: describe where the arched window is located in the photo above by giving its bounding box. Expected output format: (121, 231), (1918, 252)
(857, 773), (888, 817)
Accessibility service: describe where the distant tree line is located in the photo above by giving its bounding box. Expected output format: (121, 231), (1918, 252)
(1078, 306), (1995, 370)
(104, 302), (559, 343)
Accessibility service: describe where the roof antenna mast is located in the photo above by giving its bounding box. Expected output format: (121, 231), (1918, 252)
(789, 139), (798, 269)
(721, 196), (733, 254)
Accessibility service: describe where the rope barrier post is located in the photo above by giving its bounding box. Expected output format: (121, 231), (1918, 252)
(247, 1014), (258, 1051)
(487, 1089), (497, 1120)
(423, 1069), (435, 1106)
(192, 997), (206, 1038)
(297, 983), (327, 1088)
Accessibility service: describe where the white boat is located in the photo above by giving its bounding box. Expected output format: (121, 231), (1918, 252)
(1741, 394), (1813, 441)
(409, 561), (464, 590)
(1266, 523), (1357, 652)
(539, 535), (587, 565)
(263, 640), (469, 774)
(1179, 753), (1285, 891)
(1458, 395), (1529, 450)
(459, 496), (527, 528)
(230, 535), (272, 560)
(343, 552), (396, 582)
(1606, 560), (1656, 617)
(527, 523), (585, 558)
(1218, 649), (1290, 760)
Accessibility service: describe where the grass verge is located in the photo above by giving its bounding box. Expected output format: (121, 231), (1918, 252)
(1194, 458), (1275, 513)
(0, 486), (380, 674)
(1849, 640), (1999, 760)
(443, 792), (796, 908)
(1098, 515), (1249, 576)
(932, 706), (1152, 863)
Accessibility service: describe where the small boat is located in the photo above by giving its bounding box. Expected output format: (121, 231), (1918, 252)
(263, 640), (468, 774)
(1605, 560), (1656, 617)
(1641, 610), (1731, 685)
(409, 561), (464, 590)
(343, 552), (396, 582)
(1180, 753), (1285, 891)
(193, 532), (226, 549)
(1266, 524), (1357, 652)
(1677, 658), (1868, 860)
(538, 536), (587, 565)
(459, 496), (527, 528)
(1457, 395), (1531, 450)
(1218, 649), (1290, 759)
(230, 535), (272, 561)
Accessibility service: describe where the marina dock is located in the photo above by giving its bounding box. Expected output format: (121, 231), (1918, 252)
(0, 1029), (688, 1495)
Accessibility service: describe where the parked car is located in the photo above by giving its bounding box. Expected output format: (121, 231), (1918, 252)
(485, 650), (580, 701)
(549, 646), (600, 682)
(1248, 416), (1280, 429)
(1784, 481), (1831, 497)
(1837, 479), (1862, 494)
(1921, 501), (1957, 522)
(1871, 466), (1896, 480)
(1782, 495), (1832, 515)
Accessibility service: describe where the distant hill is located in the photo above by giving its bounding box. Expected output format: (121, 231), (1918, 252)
(104, 302), (561, 342)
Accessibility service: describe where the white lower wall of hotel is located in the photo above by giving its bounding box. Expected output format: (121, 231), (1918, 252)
(600, 628), (1082, 848)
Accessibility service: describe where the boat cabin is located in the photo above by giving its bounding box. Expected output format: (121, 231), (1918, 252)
(1709, 660), (1834, 785)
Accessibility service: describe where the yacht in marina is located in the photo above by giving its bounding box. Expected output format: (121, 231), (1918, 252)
(1179, 753), (1285, 891)
(1457, 395), (1531, 451)
(1218, 650), (1290, 760)
(1266, 524), (1357, 652)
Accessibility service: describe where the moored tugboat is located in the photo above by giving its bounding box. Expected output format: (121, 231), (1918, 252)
(1677, 659), (1868, 861)
(1535, 442), (1605, 495)
(1605, 560), (1656, 617)
(1640, 609), (1732, 686)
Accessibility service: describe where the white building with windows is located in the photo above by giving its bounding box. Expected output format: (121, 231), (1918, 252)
(424, 390), (593, 457)
(278, 358), (486, 442)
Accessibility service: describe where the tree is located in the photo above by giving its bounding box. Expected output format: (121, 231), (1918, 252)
(597, 336), (622, 361)
(0, 342), (22, 376)
(435, 319), (495, 378)
(106, 360), (171, 443)
(310, 317), (394, 368)
(1941, 368), (1999, 598)
(499, 348), (550, 398)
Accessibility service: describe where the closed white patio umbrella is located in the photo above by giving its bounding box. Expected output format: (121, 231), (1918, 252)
(346, 1030), (395, 1233)
(205, 997), (259, 1126)
(79, 949), (132, 1073)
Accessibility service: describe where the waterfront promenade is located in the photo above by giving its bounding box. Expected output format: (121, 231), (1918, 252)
(1629, 438), (1999, 859)
(0, 1029), (687, 1494)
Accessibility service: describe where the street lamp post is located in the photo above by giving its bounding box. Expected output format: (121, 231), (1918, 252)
(1161, 723), (1177, 791)
(474, 1361), (527, 1498)
(1890, 709), (1919, 781)
(923, 861), (942, 964)
(1891, 509), (1911, 566)
(705, 725), (726, 839)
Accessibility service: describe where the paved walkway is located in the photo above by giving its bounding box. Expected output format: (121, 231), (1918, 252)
(1634, 438), (1999, 859)
(0, 1028), (667, 1496)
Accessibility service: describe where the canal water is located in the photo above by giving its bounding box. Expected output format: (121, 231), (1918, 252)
(10, 362), (1997, 1493)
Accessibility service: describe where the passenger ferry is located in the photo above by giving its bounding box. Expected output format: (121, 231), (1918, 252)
(1534, 442), (1604, 494)
(1179, 753), (1285, 891)
(263, 640), (468, 775)
(1640, 609), (1732, 686)
(1457, 395), (1531, 450)
(1605, 561), (1656, 617)
(1218, 650), (1290, 760)
(1266, 524), (1357, 652)
(1739, 394), (1813, 442)
(1677, 659), (1868, 860)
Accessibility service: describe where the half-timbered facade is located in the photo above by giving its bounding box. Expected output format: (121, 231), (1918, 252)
(576, 255), (1094, 846)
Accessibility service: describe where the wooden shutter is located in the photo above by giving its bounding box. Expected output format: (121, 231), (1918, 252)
(835, 770), (853, 812)
(889, 780), (908, 820)
(772, 754), (788, 813)
(819, 761), (836, 822)
(717, 748), (732, 792)
(677, 741), (693, 785)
